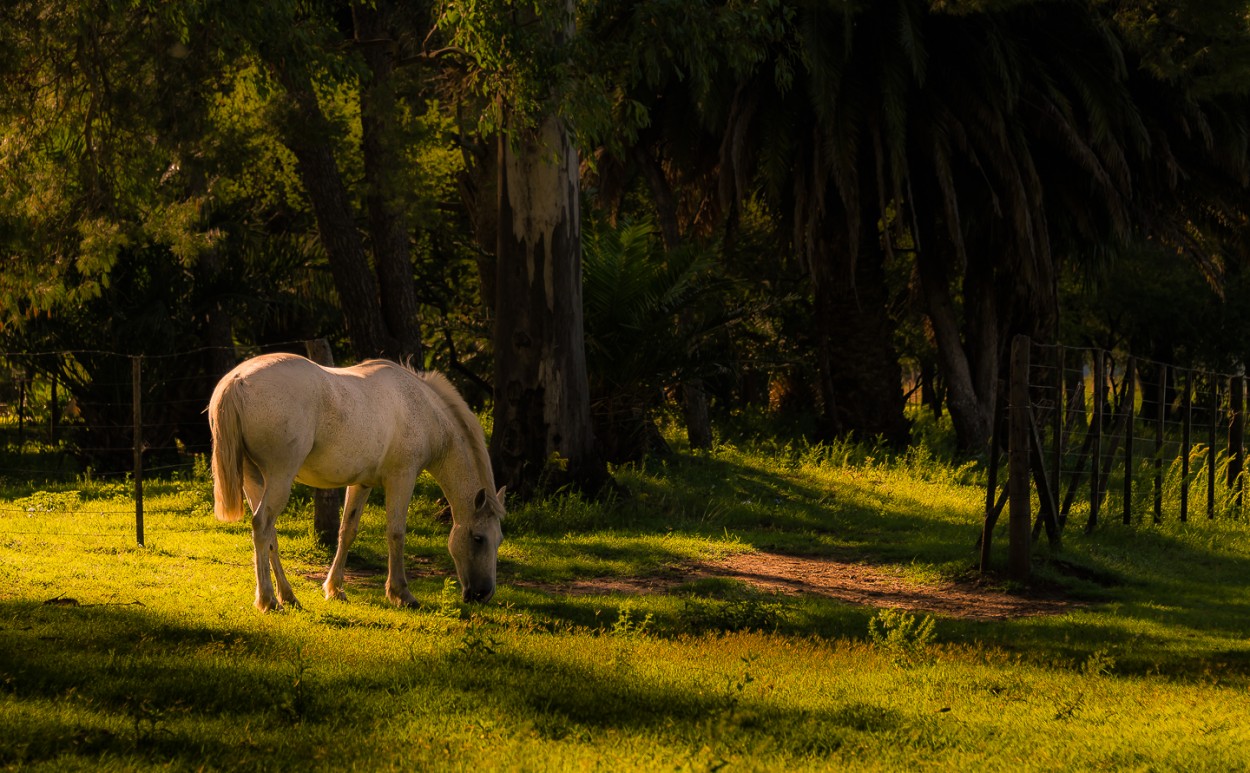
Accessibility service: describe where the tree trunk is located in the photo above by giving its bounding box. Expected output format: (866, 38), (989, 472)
(269, 56), (396, 361)
(355, 0), (423, 363)
(456, 126), (499, 314)
(634, 147), (712, 450)
(810, 216), (909, 446)
(305, 338), (344, 548)
(490, 113), (604, 497)
(917, 237), (994, 451)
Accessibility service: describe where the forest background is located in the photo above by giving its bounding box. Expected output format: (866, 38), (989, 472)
(2, 0), (1250, 497)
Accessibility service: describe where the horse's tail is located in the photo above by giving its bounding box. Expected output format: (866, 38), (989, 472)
(208, 376), (247, 523)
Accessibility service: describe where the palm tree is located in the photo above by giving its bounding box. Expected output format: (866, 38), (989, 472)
(718, 0), (1248, 450)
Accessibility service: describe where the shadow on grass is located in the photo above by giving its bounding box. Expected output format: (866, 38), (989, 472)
(0, 599), (906, 768)
(496, 450), (1250, 678)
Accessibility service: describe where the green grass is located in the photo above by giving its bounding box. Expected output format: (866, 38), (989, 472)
(2, 432), (1250, 771)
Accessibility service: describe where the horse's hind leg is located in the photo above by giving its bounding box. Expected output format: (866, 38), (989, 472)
(250, 472), (297, 612)
(244, 459), (300, 608)
(269, 538), (300, 609)
(242, 458), (263, 517)
(323, 484), (371, 601)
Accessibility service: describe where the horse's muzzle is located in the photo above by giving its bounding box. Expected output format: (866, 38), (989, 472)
(462, 585), (495, 603)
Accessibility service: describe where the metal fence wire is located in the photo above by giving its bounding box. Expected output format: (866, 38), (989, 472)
(983, 336), (1249, 577)
(0, 340), (330, 545)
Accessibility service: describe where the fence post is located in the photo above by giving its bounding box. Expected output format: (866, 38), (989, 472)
(1181, 371), (1191, 522)
(1089, 352), (1104, 530)
(1209, 380), (1217, 519)
(305, 339), (343, 548)
(1009, 335), (1032, 580)
(1123, 357), (1136, 525)
(1052, 347), (1064, 520)
(17, 362), (28, 449)
(980, 399), (1004, 573)
(133, 355), (145, 547)
(1230, 375), (1245, 510)
(1155, 365), (1166, 524)
(49, 373), (58, 444)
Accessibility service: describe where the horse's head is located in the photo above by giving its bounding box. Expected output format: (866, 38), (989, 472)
(448, 486), (506, 602)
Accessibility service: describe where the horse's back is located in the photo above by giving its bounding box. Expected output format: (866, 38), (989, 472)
(213, 353), (437, 488)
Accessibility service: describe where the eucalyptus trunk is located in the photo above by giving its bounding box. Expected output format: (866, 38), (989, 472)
(490, 113), (604, 497)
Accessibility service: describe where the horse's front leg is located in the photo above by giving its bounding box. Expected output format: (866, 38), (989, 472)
(383, 482), (418, 608)
(324, 485), (371, 601)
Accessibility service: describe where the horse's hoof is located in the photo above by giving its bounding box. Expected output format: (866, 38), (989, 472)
(325, 588), (348, 602)
(388, 593), (419, 609)
(255, 598), (281, 613)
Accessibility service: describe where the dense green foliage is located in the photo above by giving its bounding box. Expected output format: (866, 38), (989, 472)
(2, 429), (1250, 769)
(1, 0), (1248, 473)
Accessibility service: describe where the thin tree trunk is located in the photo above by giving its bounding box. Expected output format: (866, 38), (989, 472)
(456, 124), (499, 314)
(964, 247), (1000, 418)
(491, 112), (604, 497)
(634, 147), (712, 450)
(917, 236), (993, 451)
(355, 0), (423, 363)
(269, 56), (395, 361)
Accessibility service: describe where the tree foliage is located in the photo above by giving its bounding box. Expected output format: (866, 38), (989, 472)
(1, 0), (1248, 471)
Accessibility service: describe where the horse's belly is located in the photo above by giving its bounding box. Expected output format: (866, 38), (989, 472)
(294, 463), (382, 490)
(294, 470), (358, 489)
(296, 437), (394, 489)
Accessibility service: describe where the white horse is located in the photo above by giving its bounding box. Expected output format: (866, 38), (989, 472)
(208, 353), (505, 612)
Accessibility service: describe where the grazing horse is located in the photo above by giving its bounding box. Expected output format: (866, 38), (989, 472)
(208, 353), (504, 612)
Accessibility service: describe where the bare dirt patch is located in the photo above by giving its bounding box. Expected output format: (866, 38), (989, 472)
(307, 551), (1079, 621)
(515, 551), (1079, 621)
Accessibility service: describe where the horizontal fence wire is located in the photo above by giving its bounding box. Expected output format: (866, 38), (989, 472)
(1016, 340), (1246, 533)
(0, 340), (327, 543)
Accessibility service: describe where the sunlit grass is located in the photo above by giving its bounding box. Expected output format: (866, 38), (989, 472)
(2, 432), (1250, 769)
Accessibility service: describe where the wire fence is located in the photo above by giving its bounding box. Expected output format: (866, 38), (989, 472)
(0, 340), (331, 545)
(983, 336), (1249, 578)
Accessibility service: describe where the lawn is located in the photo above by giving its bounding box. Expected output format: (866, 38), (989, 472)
(1, 432), (1249, 771)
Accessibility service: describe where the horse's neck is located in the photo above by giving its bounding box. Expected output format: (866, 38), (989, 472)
(428, 435), (488, 522)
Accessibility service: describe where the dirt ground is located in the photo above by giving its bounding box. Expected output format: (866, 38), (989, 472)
(512, 551), (1079, 621)
(310, 551), (1079, 621)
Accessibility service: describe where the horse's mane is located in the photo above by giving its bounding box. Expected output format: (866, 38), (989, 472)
(414, 369), (494, 487)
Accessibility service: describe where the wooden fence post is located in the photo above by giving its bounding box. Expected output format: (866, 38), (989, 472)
(1229, 375), (1244, 510)
(1155, 365), (1166, 524)
(133, 355), (145, 548)
(1208, 380), (1217, 519)
(1089, 352), (1104, 530)
(305, 339), (343, 548)
(1009, 335), (1032, 581)
(1181, 371), (1191, 522)
(979, 405), (1002, 573)
(17, 363), (28, 449)
(49, 373), (58, 445)
(1123, 357), (1136, 525)
(1052, 347), (1064, 522)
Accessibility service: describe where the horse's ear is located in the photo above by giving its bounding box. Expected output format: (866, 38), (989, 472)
(474, 488), (487, 510)
(496, 486), (507, 502)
